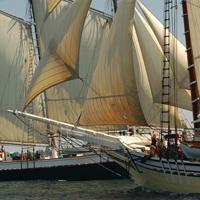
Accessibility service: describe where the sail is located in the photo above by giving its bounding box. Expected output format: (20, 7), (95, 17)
(48, 0), (61, 14)
(0, 13), (48, 144)
(131, 18), (185, 128)
(31, 0), (111, 125)
(46, 11), (111, 124)
(80, 0), (147, 126)
(25, 0), (92, 107)
(134, 10), (192, 111)
(186, 0), (200, 97)
(137, 1), (189, 90)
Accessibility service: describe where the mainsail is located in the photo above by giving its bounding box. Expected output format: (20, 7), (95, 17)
(25, 0), (92, 107)
(0, 12), (48, 144)
(31, 0), (111, 125)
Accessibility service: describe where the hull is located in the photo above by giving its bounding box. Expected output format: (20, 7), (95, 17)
(106, 150), (200, 193)
(180, 142), (200, 159)
(0, 154), (128, 181)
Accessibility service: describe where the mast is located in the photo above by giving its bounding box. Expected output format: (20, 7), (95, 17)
(29, 0), (58, 158)
(160, 0), (172, 146)
(112, 0), (118, 12)
(182, 0), (200, 129)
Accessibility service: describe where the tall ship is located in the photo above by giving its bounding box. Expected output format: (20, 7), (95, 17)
(0, 0), (128, 181)
(6, 0), (200, 193)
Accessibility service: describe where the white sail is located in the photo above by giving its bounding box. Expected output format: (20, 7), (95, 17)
(134, 10), (192, 111)
(186, 0), (200, 97)
(137, 1), (189, 90)
(131, 21), (185, 128)
(46, 12), (111, 125)
(25, 0), (92, 107)
(48, 0), (61, 14)
(31, 0), (111, 125)
(80, 0), (147, 126)
(0, 13), (48, 144)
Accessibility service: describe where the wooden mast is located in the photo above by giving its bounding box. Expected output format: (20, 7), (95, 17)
(182, 0), (200, 129)
(29, 0), (58, 158)
(112, 0), (118, 12)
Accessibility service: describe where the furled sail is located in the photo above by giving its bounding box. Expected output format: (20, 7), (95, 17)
(25, 0), (92, 108)
(137, 1), (189, 90)
(0, 12), (48, 144)
(134, 10), (192, 111)
(80, 0), (147, 126)
(186, 0), (200, 97)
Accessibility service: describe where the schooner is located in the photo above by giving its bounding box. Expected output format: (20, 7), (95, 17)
(6, 0), (200, 193)
(0, 0), (128, 181)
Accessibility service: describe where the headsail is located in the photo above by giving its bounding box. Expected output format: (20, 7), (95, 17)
(131, 16), (185, 128)
(30, 0), (111, 125)
(25, 0), (92, 108)
(48, 0), (61, 14)
(134, 9), (191, 111)
(46, 11), (111, 125)
(138, 1), (189, 90)
(80, 0), (146, 126)
(0, 13), (48, 144)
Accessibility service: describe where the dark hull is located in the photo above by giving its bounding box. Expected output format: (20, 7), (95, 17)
(0, 161), (129, 181)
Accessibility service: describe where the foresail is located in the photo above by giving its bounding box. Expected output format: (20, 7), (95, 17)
(132, 22), (185, 128)
(80, 0), (147, 126)
(137, 1), (189, 90)
(186, 0), (200, 98)
(25, 0), (92, 108)
(134, 10), (191, 111)
(0, 13), (48, 144)
(48, 0), (61, 14)
(46, 11), (111, 125)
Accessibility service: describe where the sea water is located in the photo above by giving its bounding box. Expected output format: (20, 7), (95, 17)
(0, 179), (199, 200)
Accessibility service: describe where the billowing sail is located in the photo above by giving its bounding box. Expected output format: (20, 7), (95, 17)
(134, 10), (191, 111)
(48, 0), (61, 14)
(80, 0), (147, 126)
(46, 11), (111, 124)
(0, 13), (48, 144)
(25, 0), (92, 107)
(31, 0), (111, 125)
(29, 0), (185, 128)
(138, 1), (189, 90)
(131, 20), (185, 128)
(186, 0), (200, 98)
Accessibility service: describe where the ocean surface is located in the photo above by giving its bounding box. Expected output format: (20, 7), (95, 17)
(0, 179), (199, 200)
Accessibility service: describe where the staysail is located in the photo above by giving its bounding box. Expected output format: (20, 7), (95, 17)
(25, 0), (92, 107)
(138, 1), (189, 90)
(27, 0), (186, 128)
(79, 0), (148, 126)
(0, 12), (48, 144)
(132, 16), (185, 128)
(46, 12), (111, 125)
(31, 0), (111, 125)
(134, 9), (191, 111)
